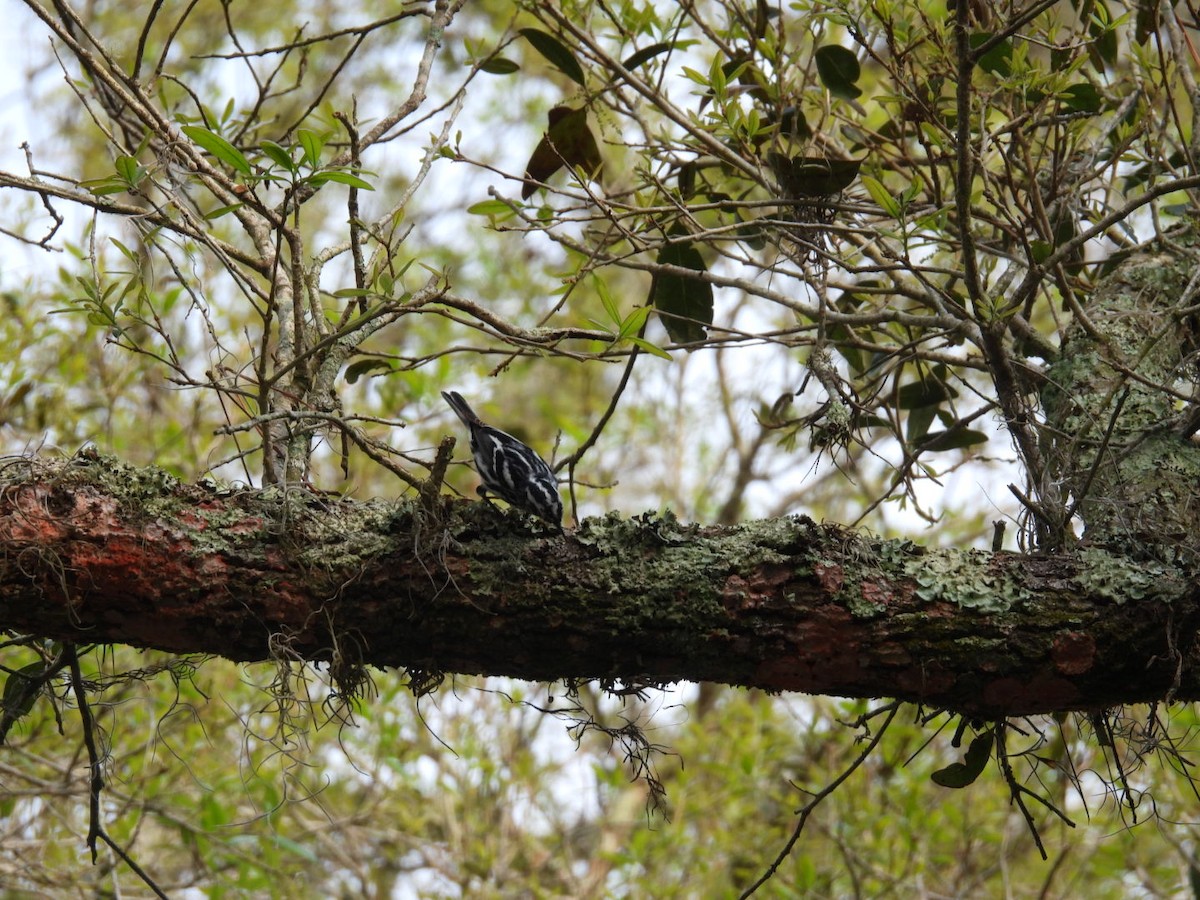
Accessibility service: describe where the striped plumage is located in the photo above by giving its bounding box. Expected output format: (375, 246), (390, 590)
(442, 390), (563, 527)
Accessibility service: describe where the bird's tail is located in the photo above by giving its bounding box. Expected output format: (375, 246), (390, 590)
(442, 390), (482, 426)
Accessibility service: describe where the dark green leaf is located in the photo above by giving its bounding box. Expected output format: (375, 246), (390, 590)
(735, 215), (767, 250)
(769, 154), (862, 197)
(181, 125), (252, 175)
(1050, 45), (1072, 72)
(622, 41), (675, 71)
(519, 28), (586, 86)
(677, 162), (696, 200)
(970, 34), (1012, 77)
(1060, 83), (1102, 113)
(1047, 210), (1085, 277)
(932, 731), (993, 788)
(1, 662), (49, 744)
(814, 45), (862, 101)
(522, 106), (603, 199)
(480, 57), (520, 75)
(651, 240), (713, 344)
(1087, 1), (1118, 69)
(920, 428), (989, 451)
(906, 405), (937, 443)
(898, 373), (958, 409)
(344, 359), (393, 383)
(776, 106), (811, 141)
(828, 324), (865, 375)
(1135, 0), (1160, 45)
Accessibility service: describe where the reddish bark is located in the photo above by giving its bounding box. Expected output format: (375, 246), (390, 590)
(1, 458), (1197, 717)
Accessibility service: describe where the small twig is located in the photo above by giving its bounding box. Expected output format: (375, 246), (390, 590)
(65, 643), (104, 863)
(63, 643), (172, 899)
(991, 519), (1006, 552)
(560, 331), (643, 521)
(740, 702), (900, 898)
(334, 107), (368, 318)
(419, 435), (456, 515)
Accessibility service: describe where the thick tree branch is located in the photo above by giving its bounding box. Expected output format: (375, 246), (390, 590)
(0, 453), (1196, 718)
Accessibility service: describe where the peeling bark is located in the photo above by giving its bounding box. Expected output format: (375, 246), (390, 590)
(0, 453), (1196, 718)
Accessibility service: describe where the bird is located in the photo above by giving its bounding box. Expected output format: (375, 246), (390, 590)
(442, 390), (563, 528)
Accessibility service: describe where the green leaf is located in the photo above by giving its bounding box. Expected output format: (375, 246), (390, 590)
(110, 237), (138, 263)
(932, 731), (993, 788)
(271, 833), (320, 863)
(618, 305), (652, 341)
(203, 203), (243, 220)
(622, 41), (675, 71)
(480, 57), (520, 75)
(181, 125), (252, 175)
(629, 335), (673, 360)
(306, 170), (375, 190)
(1051, 210), (1084, 277)
(114, 155), (148, 188)
(519, 28), (586, 86)
(861, 175), (900, 218)
(814, 45), (862, 101)
(79, 177), (129, 196)
(593, 274), (620, 326)
(467, 199), (515, 218)
(651, 239), (713, 344)
(521, 106), (603, 199)
(298, 129), (325, 168)
(259, 140), (297, 172)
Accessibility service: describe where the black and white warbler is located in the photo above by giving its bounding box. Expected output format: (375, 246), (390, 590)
(442, 390), (563, 527)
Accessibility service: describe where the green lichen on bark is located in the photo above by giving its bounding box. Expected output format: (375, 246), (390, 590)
(906, 548), (1035, 612)
(1041, 228), (1200, 566)
(1074, 547), (1186, 605)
